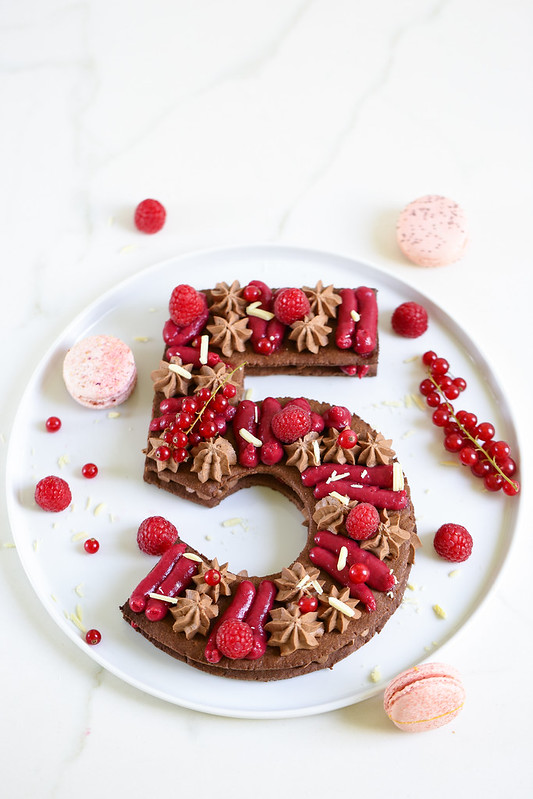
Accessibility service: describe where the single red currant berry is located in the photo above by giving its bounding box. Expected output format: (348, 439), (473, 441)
(438, 375), (453, 390)
(476, 422), (495, 442)
(224, 404), (237, 421)
(444, 432), (465, 452)
(349, 563), (370, 583)
(453, 377), (467, 392)
(82, 463), (98, 479)
(202, 408), (216, 422)
(471, 459), (492, 478)
(45, 416), (62, 432)
(84, 537), (100, 554)
(243, 284), (261, 302)
(337, 428), (358, 449)
(430, 357), (449, 376)
(298, 595), (318, 613)
(154, 446), (172, 461)
(444, 422), (461, 436)
(502, 479), (520, 496)
(173, 447), (188, 463)
(222, 383), (236, 399)
(255, 336), (273, 355)
(198, 420), (217, 439)
(175, 412), (193, 430)
(419, 378), (434, 396)
(204, 568), (221, 586)
(497, 456), (516, 477)
(484, 473), (503, 492)
(181, 396), (199, 414)
(432, 407), (450, 427)
(459, 447), (478, 466)
(422, 350), (438, 366)
(85, 629), (102, 645)
(444, 385), (460, 400)
(426, 392), (441, 408)
(492, 440), (511, 460)
(172, 430), (188, 448)
(211, 394), (229, 413)
(196, 387), (212, 403)
(214, 415), (227, 435)
(188, 431), (202, 446)
(456, 410), (477, 429)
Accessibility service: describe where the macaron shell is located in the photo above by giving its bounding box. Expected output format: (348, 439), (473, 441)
(384, 663), (465, 732)
(63, 335), (137, 409)
(396, 195), (468, 267)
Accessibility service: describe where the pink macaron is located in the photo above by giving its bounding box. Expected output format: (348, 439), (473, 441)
(384, 662), (466, 732)
(63, 335), (137, 409)
(396, 195), (468, 267)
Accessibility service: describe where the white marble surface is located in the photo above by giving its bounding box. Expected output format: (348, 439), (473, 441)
(1, 1), (532, 796)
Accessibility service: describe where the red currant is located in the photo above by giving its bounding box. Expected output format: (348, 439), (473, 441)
(224, 404), (237, 421)
(181, 396), (199, 414)
(484, 473), (503, 492)
(471, 459), (492, 478)
(438, 375), (453, 390)
(214, 415), (227, 435)
(188, 431), (202, 446)
(476, 422), (495, 442)
(84, 538), (99, 554)
(298, 595), (318, 613)
(419, 378), (434, 396)
(497, 456), (516, 477)
(196, 387), (212, 403)
(430, 357), (449, 376)
(444, 432), (465, 452)
(456, 410), (477, 430)
(176, 412), (193, 430)
(432, 407), (450, 427)
(349, 563), (370, 583)
(452, 377), (467, 392)
(422, 350), (438, 366)
(426, 392), (441, 408)
(81, 463), (98, 479)
(172, 430), (188, 448)
(492, 440), (511, 460)
(204, 568), (221, 586)
(45, 416), (62, 432)
(85, 629), (101, 645)
(502, 479), (520, 496)
(243, 284), (261, 302)
(459, 447), (478, 466)
(255, 337), (273, 355)
(155, 446), (172, 461)
(173, 447), (188, 463)
(443, 385), (460, 400)
(198, 420), (217, 439)
(222, 383), (237, 399)
(337, 428), (358, 449)
(211, 394), (229, 413)
(202, 408), (216, 422)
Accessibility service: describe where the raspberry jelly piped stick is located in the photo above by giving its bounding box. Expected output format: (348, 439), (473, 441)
(308, 547), (376, 612)
(244, 580), (277, 660)
(353, 287), (377, 355)
(258, 396), (284, 465)
(301, 463), (394, 489)
(336, 289), (358, 349)
(265, 316), (286, 352)
(166, 345), (221, 368)
(234, 399), (260, 467)
(313, 530), (395, 592)
(205, 580), (257, 664)
(128, 542), (187, 613)
(313, 480), (408, 510)
(162, 305), (209, 347)
(247, 280), (273, 351)
(144, 555), (199, 622)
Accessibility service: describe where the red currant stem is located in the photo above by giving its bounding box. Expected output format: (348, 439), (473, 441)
(425, 372), (518, 491)
(185, 363), (245, 435)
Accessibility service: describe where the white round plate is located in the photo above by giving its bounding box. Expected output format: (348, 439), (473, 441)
(5, 244), (521, 718)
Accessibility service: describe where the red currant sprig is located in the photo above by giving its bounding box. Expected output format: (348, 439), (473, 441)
(420, 352), (519, 496)
(185, 362), (244, 436)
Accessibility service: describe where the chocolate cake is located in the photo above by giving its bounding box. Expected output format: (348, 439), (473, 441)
(120, 281), (420, 681)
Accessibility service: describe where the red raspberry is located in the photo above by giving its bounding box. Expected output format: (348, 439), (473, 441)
(34, 476), (72, 512)
(345, 503), (380, 540)
(433, 523), (473, 562)
(271, 404), (312, 444)
(134, 199), (166, 233)
(168, 284), (206, 327)
(273, 288), (311, 325)
(216, 619), (254, 659)
(391, 301), (428, 338)
(137, 516), (179, 556)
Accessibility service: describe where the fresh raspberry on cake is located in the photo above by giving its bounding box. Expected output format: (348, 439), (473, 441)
(433, 523), (473, 562)
(216, 619), (254, 659)
(169, 285), (207, 327)
(134, 199), (166, 233)
(391, 302), (428, 338)
(35, 476), (72, 512)
(271, 404), (312, 444)
(137, 516), (179, 555)
(345, 503), (380, 540)
(273, 288), (311, 325)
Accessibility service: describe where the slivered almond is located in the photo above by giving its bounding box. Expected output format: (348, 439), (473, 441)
(328, 596), (355, 617)
(168, 363), (192, 379)
(246, 302), (274, 321)
(239, 428), (262, 447)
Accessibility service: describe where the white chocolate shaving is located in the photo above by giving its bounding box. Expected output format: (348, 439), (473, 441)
(148, 593), (178, 604)
(168, 363), (193, 379)
(328, 596), (355, 618)
(93, 503), (106, 517)
(199, 335), (209, 365)
(311, 580), (323, 594)
(182, 552), (203, 563)
(327, 471), (350, 483)
(432, 604), (447, 619)
(239, 428), (262, 447)
(246, 302), (274, 321)
(392, 462), (404, 491)
(350, 309), (361, 322)
(221, 517), (243, 527)
(312, 439), (321, 465)
(336, 546), (348, 572)
(107, 411), (121, 418)
(329, 491), (350, 505)
(296, 574), (311, 590)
